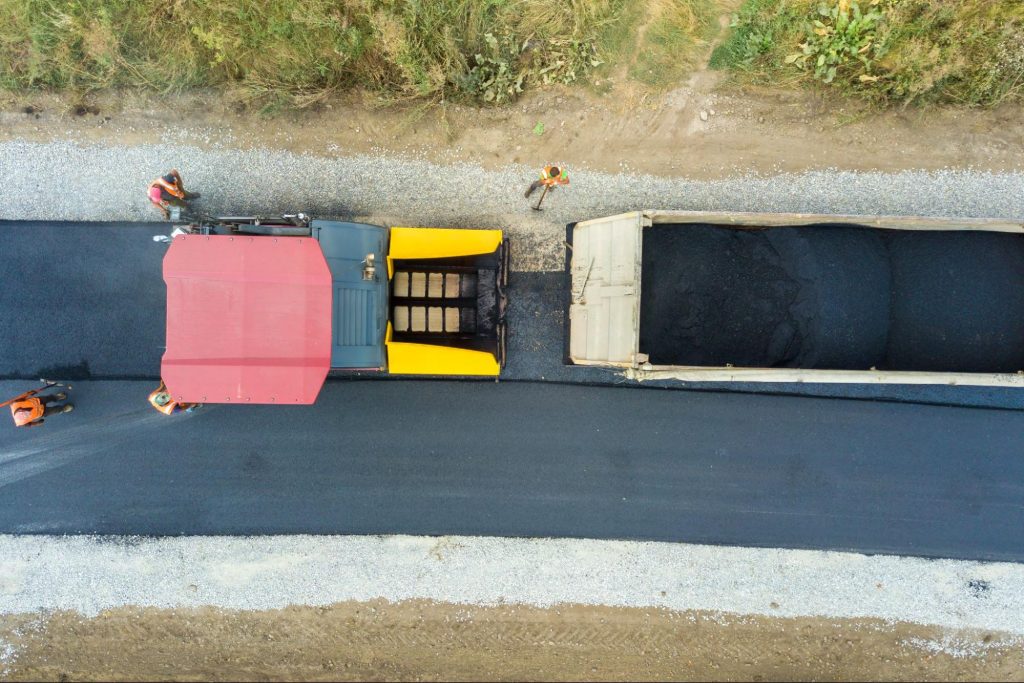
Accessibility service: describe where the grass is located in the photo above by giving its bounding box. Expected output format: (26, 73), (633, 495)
(710, 0), (1024, 106)
(2, 0), (1017, 108)
(629, 0), (720, 88)
(0, 0), (731, 107)
(0, 0), (634, 106)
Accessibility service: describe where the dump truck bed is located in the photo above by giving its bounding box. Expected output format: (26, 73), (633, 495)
(568, 210), (1024, 387)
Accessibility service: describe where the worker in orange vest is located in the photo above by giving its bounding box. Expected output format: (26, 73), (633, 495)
(148, 381), (199, 415)
(524, 165), (569, 210)
(1, 383), (74, 428)
(148, 169), (200, 220)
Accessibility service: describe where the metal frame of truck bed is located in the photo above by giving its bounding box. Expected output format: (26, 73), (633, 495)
(566, 210), (1024, 388)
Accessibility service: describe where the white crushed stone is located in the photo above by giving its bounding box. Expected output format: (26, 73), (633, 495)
(0, 639), (18, 677)
(1, 141), (1022, 271)
(903, 635), (1015, 659)
(1, 535), (1023, 638)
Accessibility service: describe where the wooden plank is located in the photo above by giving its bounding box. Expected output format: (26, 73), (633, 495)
(621, 365), (1024, 388)
(645, 210), (1024, 233)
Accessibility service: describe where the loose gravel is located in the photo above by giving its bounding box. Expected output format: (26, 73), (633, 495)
(0, 535), (1022, 637)
(1, 141), (1023, 271)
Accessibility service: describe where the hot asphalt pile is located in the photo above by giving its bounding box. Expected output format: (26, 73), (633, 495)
(640, 224), (1024, 372)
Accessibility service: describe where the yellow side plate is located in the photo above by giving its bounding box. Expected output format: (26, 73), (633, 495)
(386, 341), (500, 376)
(387, 227), (503, 278)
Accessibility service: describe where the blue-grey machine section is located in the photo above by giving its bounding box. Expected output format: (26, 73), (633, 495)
(312, 220), (389, 370)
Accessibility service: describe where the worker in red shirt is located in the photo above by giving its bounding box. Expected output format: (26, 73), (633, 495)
(2, 384), (74, 428)
(524, 165), (569, 210)
(148, 169), (199, 220)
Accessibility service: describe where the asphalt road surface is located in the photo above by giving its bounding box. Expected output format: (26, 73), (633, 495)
(2, 221), (1024, 560)
(0, 379), (1022, 561)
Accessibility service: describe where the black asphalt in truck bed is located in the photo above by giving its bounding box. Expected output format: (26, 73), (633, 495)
(639, 224), (1024, 373)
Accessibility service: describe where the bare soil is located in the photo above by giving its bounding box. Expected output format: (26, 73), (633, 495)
(1, 0), (1020, 180)
(1, 600), (1021, 682)
(2, 75), (1022, 181)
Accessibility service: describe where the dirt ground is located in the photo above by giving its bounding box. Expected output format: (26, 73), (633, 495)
(2, 0), (1022, 180)
(2, 73), (1022, 182)
(1, 600), (1021, 682)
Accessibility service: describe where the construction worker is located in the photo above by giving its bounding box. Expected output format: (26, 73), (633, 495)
(2, 384), (74, 428)
(148, 381), (198, 415)
(148, 169), (199, 220)
(524, 165), (569, 210)
(524, 165), (569, 198)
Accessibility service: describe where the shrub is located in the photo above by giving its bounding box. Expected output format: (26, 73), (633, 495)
(719, 0), (1024, 106)
(784, 0), (885, 85)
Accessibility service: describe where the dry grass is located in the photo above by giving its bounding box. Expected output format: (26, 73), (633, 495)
(630, 0), (721, 88)
(0, 0), (634, 107)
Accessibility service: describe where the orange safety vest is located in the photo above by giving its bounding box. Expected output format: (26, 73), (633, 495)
(149, 175), (185, 200)
(148, 386), (177, 415)
(149, 382), (194, 415)
(540, 166), (569, 187)
(10, 397), (44, 426)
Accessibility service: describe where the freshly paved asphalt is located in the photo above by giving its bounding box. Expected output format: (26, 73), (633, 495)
(2, 221), (1024, 560)
(0, 379), (1022, 561)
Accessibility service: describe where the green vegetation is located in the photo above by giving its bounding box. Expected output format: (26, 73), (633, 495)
(711, 0), (1024, 106)
(6, 0), (1015, 108)
(783, 0), (885, 85)
(0, 0), (628, 106)
(630, 0), (719, 88)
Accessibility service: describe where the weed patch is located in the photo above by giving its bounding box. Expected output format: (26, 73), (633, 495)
(715, 0), (1024, 106)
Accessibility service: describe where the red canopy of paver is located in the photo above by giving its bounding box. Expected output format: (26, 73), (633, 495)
(162, 235), (332, 404)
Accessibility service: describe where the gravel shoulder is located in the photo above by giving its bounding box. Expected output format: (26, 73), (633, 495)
(1, 535), (1023, 680)
(2, 86), (1022, 180)
(1, 140), (1023, 276)
(2, 535), (1023, 631)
